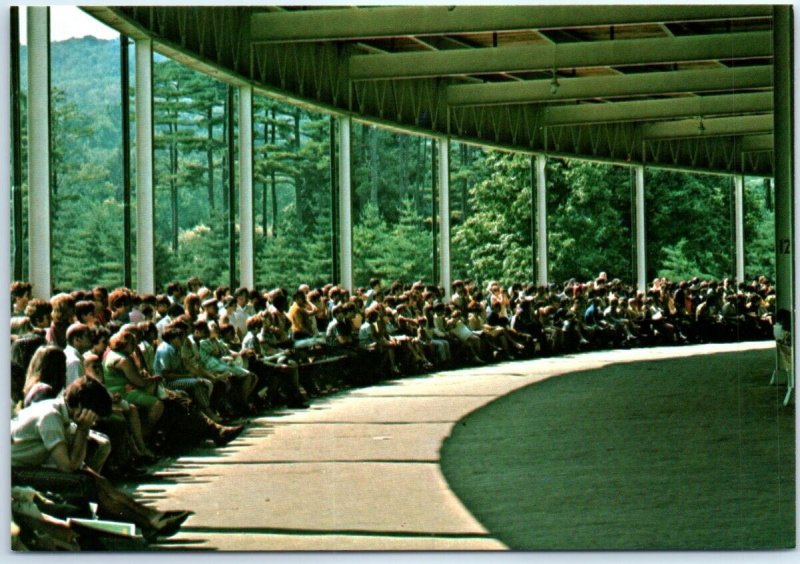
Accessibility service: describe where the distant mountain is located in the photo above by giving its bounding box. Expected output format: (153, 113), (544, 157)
(21, 36), (124, 117)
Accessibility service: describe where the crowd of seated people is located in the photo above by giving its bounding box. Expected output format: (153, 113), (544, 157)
(9, 272), (775, 549)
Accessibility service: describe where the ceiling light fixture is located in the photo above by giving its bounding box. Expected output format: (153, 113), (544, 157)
(550, 68), (560, 95)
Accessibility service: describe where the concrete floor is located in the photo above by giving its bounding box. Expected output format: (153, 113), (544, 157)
(136, 341), (773, 551)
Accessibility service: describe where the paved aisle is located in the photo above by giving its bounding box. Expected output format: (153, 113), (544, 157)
(137, 341), (772, 551)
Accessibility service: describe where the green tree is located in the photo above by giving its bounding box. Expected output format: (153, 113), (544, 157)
(547, 160), (632, 284)
(451, 152), (533, 286)
(646, 169), (733, 281)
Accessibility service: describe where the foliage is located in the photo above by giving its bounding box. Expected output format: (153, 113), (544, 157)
(451, 151), (533, 285)
(547, 159), (632, 284)
(645, 169), (734, 281)
(12, 36), (778, 292)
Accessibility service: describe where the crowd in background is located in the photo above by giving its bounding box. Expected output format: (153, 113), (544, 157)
(9, 271), (776, 548)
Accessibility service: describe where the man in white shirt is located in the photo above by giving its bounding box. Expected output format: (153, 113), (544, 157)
(64, 323), (92, 387)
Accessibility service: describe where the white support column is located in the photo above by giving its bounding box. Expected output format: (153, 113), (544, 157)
(733, 175), (745, 283)
(135, 38), (155, 294)
(238, 84), (254, 288)
(27, 7), (51, 299)
(338, 115), (353, 291)
(771, 5), (794, 402)
(535, 154), (548, 287)
(635, 165), (647, 293)
(438, 138), (451, 298)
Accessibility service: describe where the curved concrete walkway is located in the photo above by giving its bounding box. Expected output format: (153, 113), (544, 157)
(138, 341), (773, 551)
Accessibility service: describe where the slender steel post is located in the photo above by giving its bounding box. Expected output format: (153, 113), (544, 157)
(438, 137), (451, 297)
(330, 116), (340, 284)
(11, 7), (24, 281)
(530, 156), (536, 285)
(239, 85), (254, 288)
(733, 175), (745, 283)
(121, 35), (132, 288)
(535, 154), (549, 287)
(27, 7), (51, 298)
(227, 85), (237, 289)
(135, 38), (155, 293)
(635, 165), (647, 293)
(431, 138), (439, 286)
(338, 115), (353, 291)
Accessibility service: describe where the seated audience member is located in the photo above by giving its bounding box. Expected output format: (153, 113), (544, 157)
(108, 289), (133, 324)
(10, 316), (34, 342)
(25, 299), (52, 336)
(153, 325), (218, 422)
(91, 286), (112, 326)
(510, 298), (545, 354)
(219, 321), (241, 351)
(603, 297), (638, 344)
(126, 294), (143, 324)
(84, 351), (156, 464)
(241, 315), (308, 409)
(74, 300), (99, 328)
(365, 278), (382, 307)
(416, 314), (451, 367)
(64, 323), (92, 387)
(381, 305), (433, 371)
(359, 304), (401, 376)
(213, 286), (231, 310)
(193, 320), (257, 414)
(308, 289), (329, 334)
(231, 287), (256, 340)
(198, 297), (220, 324)
(47, 293), (76, 349)
(174, 318), (229, 417)
(111, 328), (244, 448)
(538, 305), (566, 354)
(326, 304), (360, 355)
(265, 291), (295, 347)
(468, 300), (521, 359)
(187, 276), (204, 295)
(22, 347), (112, 473)
(103, 330), (166, 439)
(166, 281), (186, 306)
(288, 290), (320, 341)
(156, 302), (184, 338)
(136, 321), (159, 375)
(445, 308), (485, 363)
(11, 333), (46, 406)
(23, 346), (68, 408)
(11, 281), (32, 318)
(11, 376), (193, 543)
(183, 293), (202, 323)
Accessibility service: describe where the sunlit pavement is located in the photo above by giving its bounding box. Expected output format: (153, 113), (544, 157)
(137, 341), (773, 551)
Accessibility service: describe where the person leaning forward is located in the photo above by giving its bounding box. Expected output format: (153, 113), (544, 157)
(11, 376), (194, 543)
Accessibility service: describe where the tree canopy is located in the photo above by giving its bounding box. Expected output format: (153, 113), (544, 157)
(13, 36), (776, 292)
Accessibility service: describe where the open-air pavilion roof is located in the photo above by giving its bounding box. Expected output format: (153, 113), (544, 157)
(83, 4), (777, 176)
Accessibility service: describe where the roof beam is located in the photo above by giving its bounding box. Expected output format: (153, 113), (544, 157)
(643, 114), (773, 140)
(447, 65), (772, 106)
(543, 91), (773, 126)
(350, 31), (772, 81)
(740, 134), (774, 152)
(250, 5), (772, 43)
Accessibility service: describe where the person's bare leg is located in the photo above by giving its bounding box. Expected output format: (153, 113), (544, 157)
(126, 405), (155, 458)
(142, 400), (164, 438)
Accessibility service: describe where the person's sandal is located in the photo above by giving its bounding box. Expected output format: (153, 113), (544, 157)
(142, 510), (194, 543)
(213, 424), (244, 447)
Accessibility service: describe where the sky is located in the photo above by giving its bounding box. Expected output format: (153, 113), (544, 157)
(18, 5), (120, 44)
